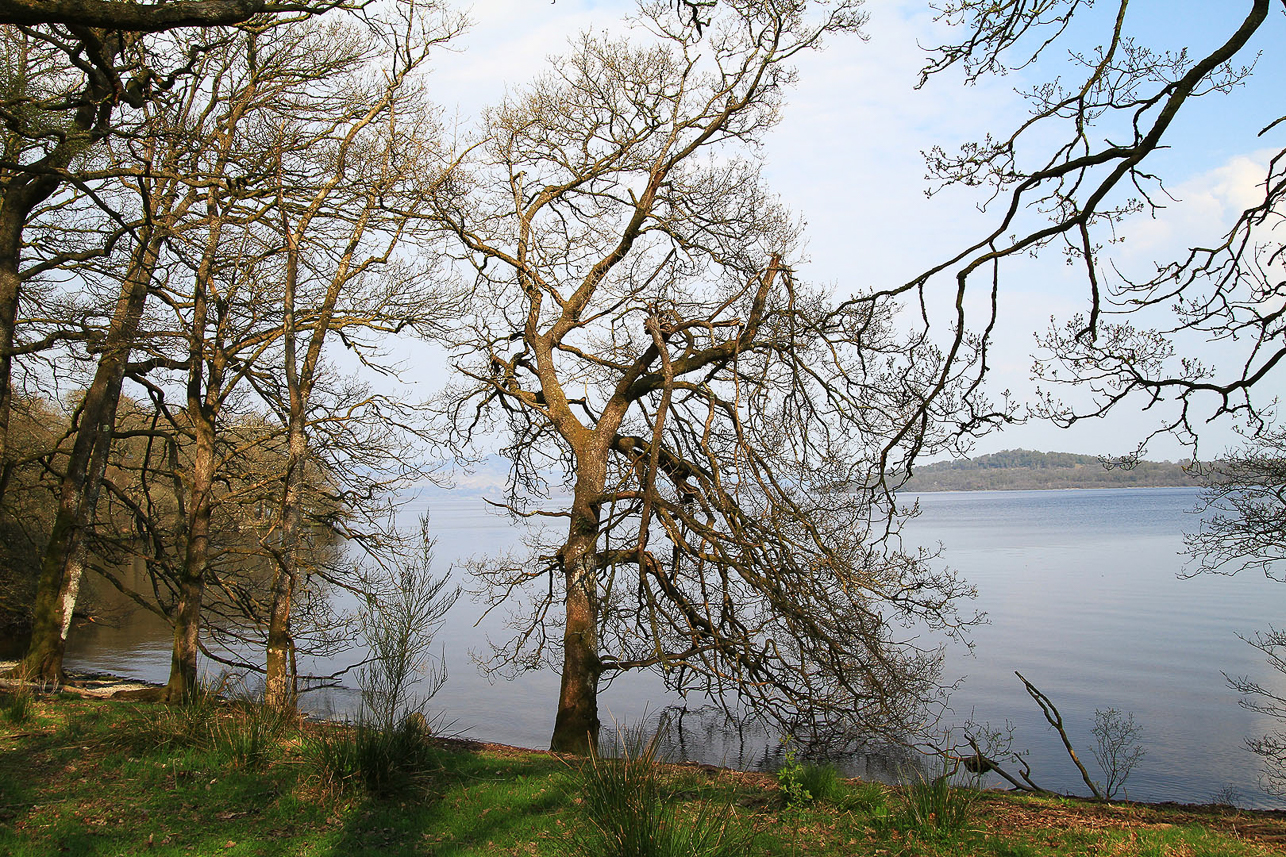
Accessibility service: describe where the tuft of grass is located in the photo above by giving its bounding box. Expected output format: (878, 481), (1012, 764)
(113, 677), (296, 770)
(895, 760), (979, 839)
(117, 683), (222, 752)
(303, 714), (439, 797)
(796, 761), (842, 804)
(214, 698), (296, 770)
(2, 686), (34, 724)
(2, 665), (41, 725)
(303, 720), (361, 794)
(574, 724), (750, 857)
(843, 779), (893, 824)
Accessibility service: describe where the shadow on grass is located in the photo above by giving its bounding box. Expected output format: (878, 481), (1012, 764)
(320, 744), (575, 857)
(0, 690), (43, 834)
(0, 696), (328, 856)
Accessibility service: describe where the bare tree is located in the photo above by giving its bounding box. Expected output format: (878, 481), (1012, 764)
(897, 1), (1286, 454)
(433, 0), (980, 754)
(250, 2), (464, 709)
(124, 20), (339, 701)
(14, 2), (461, 688)
(18, 55), (207, 679)
(0, 0), (353, 509)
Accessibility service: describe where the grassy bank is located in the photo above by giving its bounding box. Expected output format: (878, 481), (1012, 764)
(2, 691), (1283, 856)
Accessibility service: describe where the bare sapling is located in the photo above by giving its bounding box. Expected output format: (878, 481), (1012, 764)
(356, 513), (459, 733)
(1090, 707), (1146, 799)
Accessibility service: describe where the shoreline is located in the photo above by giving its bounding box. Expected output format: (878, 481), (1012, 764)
(0, 659), (160, 698)
(5, 661), (1285, 818)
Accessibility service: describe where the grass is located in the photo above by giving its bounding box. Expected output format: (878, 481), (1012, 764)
(303, 717), (443, 796)
(894, 761), (982, 839)
(573, 724), (750, 856)
(2, 683), (34, 724)
(1, 694), (1284, 856)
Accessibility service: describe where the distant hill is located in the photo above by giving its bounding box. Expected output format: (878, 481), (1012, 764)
(903, 449), (1198, 492)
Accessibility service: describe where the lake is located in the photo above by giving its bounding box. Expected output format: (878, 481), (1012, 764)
(60, 486), (1286, 808)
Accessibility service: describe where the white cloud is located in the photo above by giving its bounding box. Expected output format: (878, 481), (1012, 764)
(1119, 149), (1278, 267)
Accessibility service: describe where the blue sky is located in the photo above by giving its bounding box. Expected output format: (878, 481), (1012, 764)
(413, 0), (1286, 461)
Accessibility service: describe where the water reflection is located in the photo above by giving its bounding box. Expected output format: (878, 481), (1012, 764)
(40, 488), (1286, 808)
(604, 704), (922, 784)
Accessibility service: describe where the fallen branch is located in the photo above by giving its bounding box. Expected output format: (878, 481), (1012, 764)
(1016, 671), (1104, 800)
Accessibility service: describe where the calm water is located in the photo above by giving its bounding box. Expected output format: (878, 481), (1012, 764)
(61, 487), (1286, 807)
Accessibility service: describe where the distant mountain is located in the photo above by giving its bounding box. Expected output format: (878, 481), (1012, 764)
(903, 449), (1198, 492)
(415, 448), (1197, 497)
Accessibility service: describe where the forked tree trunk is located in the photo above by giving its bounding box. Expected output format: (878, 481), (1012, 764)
(21, 240), (157, 681)
(161, 178), (231, 702)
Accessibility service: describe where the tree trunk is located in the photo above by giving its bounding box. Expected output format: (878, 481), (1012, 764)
(0, 229), (20, 504)
(0, 188), (55, 507)
(550, 474), (605, 754)
(264, 416), (307, 709)
(21, 239), (156, 682)
(164, 414), (216, 703)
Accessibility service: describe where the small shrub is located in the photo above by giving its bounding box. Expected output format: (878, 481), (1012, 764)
(303, 517), (457, 798)
(574, 723), (749, 857)
(1209, 784), (1242, 808)
(776, 745), (842, 806)
(896, 760), (978, 838)
(355, 515), (458, 735)
(776, 744), (813, 807)
(1091, 707), (1146, 799)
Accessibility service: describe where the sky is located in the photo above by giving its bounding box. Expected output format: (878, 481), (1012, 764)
(406, 0), (1286, 462)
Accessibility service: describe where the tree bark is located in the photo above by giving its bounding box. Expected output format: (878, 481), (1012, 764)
(550, 467), (606, 754)
(0, 217), (25, 505)
(21, 235), (158, 681)
(163, 411), (216, 702)
(263, 416), (306, 709)
(0, 0), (272, 30)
